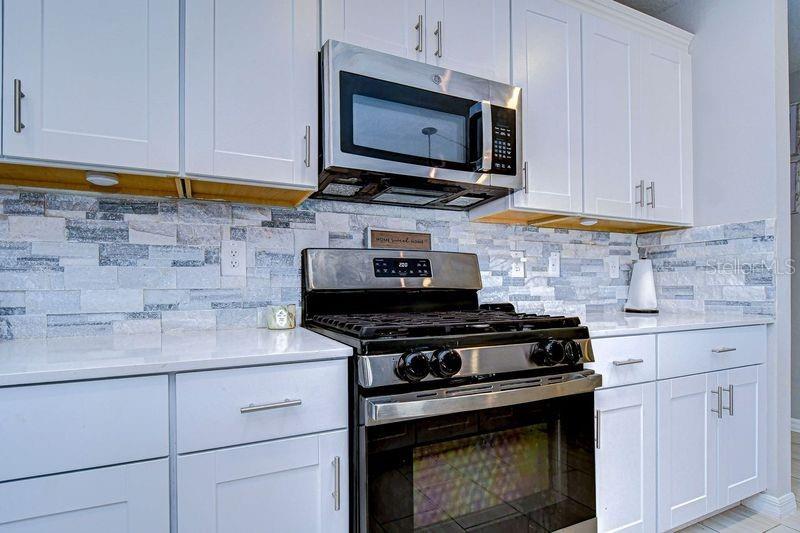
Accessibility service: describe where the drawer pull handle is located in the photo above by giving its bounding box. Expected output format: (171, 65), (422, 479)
(332, 456), (341, 511)
(595, 409), (601, 449)
(240, 398), (302, 414)
(612, 358), (644, 366)
(712, 347), (737, 353)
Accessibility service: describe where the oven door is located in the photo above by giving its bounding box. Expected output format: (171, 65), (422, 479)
(321, 40), (521, 191)
(358, 372), (600, 532)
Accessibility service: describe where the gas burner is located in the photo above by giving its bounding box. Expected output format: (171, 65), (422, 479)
(305, 309), (580, 340)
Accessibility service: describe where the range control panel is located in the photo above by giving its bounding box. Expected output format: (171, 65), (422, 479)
(373, 258), (432, 278)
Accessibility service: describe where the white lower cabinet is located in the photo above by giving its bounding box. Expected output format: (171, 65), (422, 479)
(0, 459), (169, 533)
(657, 365), (765, 531)
(178, 429), (348, 533)
(595, 383), (657, 533)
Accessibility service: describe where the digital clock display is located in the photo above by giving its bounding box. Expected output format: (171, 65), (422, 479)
(373, 258), (432, 278)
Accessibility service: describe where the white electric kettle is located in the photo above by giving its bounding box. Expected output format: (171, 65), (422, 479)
(625, 258), (658, 313)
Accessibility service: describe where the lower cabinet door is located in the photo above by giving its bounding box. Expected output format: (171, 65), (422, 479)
(595, 383), (657, 533)
(718, 365), (766, 505)
(178, 429), (348, 533)
(657, 373), (719, 531)
(0, 459), (169, 532)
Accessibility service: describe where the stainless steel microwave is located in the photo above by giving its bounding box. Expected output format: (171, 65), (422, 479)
(315, 40), (523, 210)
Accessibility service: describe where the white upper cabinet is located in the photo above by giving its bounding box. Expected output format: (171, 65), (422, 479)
(185, 0), (318, 187)
(2, 0), (179, 172)
(322, 0), (510, 82)
(509, 0), (583, 213)
(321, 0), (426, 61)
(635, 38), (692, 224)
(582, 14), (639, 220)
(595, 383), (657, 533)
(426, 0), (510, 82)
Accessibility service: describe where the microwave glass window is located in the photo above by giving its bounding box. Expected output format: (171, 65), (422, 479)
(340, 72), (483, 173)
(352, 95), (467, 164)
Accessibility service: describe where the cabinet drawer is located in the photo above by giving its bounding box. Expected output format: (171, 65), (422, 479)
(657, 325), (766, 380)
(176, 360), (347, 453)
(586, 335), (656, 387)
(0, 375), (168, 482)
(0, 459), (169, 532)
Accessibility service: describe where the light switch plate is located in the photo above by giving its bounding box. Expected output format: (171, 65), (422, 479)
(509, 251), (525, 278)
(606, 256), (620, 279)
(221, 240), (246, 277)
(548, 252), (560, 277)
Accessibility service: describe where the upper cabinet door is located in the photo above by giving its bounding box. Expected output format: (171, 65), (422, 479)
(595, 383), (657, 533)
(426, 0), (510, 82)
(718, 365), (766, 506)
(657, 373), (719, 531)
(582, 14), (639, 219)
(635, 38), (692, 224)
(2, 0), (179, 172)
(185, 0), (318, 187)
(509, 0), (582, 213)
(321, 0), (426, 61)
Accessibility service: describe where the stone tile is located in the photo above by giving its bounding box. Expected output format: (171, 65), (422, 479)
(0, 271), (51, 290)
(25, 290), (81, 314)
(216, 308), (258, 329)
(99, 243), (149, 266)
(63, 266), (118, 289)
(161, 310), (217, 333)
(80, 289), (143, 313)
(178, 201), (231, 224)
(46, 192), (99, 213)
(8, 215), (65, 241)
(118, 267), (177, 289)
(129, 220), (177, 245)
(46, 313), (116, 337)
(31, 241), (99, 266)
(67, 219), (128, 243)
(177, 224), (223, 245)
(97, 198), (159, 215)
(175, 265), (221, 289)
(0, 315), (47, 340)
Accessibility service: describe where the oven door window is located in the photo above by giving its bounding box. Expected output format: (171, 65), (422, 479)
(340, 72), (483, 171)
(364, 393), (595, 532)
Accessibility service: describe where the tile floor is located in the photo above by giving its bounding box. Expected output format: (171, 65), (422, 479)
(678, 432), (800, 533)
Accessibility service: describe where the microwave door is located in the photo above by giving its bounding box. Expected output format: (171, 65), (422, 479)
(468, 100), (493, 173)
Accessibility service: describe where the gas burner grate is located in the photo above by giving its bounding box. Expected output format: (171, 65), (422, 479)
(306, 310), (578, 340)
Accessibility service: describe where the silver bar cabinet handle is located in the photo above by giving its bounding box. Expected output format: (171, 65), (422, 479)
(240, 398), (302, 414)
(523, 161), (529, 194)
(712, 346), (737, 353)
(434, 21), (442, 57)
(303, 125), (311, 168)
(613, 358), (644, 366)
(646, 180), (655, 208)
(332, 456), (341, 511)
(414, 15), (423, 52)
(723, 385), (734, 416)
(710, 387), (723, 419)
(13, 79), (25, 133)
(595, 410), (601, 449)
(635, 180), (645, 207)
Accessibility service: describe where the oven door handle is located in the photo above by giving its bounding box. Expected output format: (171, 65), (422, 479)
(365, 372), (602, 426)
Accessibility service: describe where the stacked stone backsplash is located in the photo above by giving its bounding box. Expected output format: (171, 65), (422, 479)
(0, 185), (774, 339)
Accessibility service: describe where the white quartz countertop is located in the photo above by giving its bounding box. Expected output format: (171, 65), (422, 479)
(583, 312), (774, 338)
(0, 327), (352, 386)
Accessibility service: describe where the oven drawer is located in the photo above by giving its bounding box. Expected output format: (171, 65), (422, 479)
(657, 325), (766, 379)
(0, 375), (168, 482)
(176, 360), (347, 453)
(586, 335), (656, 388)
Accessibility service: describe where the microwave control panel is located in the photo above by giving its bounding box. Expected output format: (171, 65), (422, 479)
(491, 106), (517, 175)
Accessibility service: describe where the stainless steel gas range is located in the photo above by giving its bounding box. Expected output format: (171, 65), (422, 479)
(302, 248), (601, 533)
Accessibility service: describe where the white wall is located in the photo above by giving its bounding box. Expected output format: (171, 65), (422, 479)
(661, 0), (781, 227)
(660, 0), (794, 512)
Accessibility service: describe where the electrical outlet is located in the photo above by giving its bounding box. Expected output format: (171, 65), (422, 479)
(547, 252), (560, 277)
(509, 251), (525, 278)
(221, 240), (246, 277)
(606, 255), (620, 279)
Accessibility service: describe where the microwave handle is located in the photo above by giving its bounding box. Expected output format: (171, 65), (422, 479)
(478, 100), (493, 172)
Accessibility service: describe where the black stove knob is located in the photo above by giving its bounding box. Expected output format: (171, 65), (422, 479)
(563, 340), (583, 365)
(430, 348), (462, 378)
(396, 351), (430, 382)
(531, 340), (566, 366)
